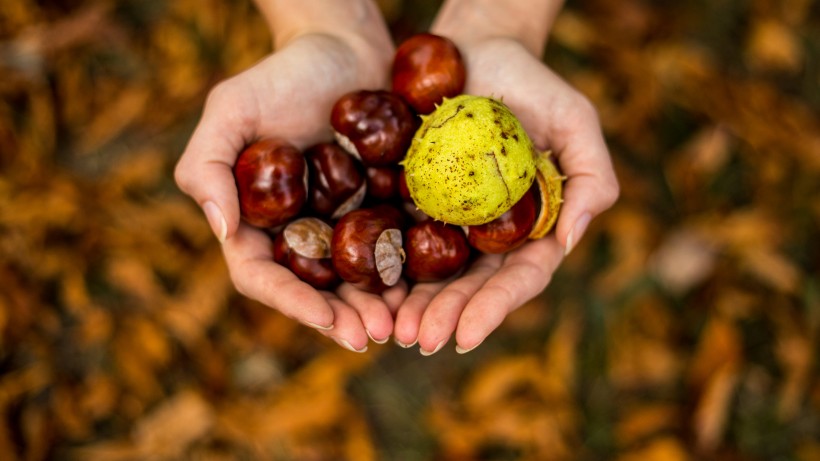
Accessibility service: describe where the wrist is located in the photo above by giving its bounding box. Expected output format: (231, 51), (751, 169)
(254, 0), (394, 88)
(431, 0), (564, 57)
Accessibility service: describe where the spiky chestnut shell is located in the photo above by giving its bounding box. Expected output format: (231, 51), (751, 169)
(402, 95), (536, 226)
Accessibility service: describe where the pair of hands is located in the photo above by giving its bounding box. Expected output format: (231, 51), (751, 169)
(174, 22), (619, 355)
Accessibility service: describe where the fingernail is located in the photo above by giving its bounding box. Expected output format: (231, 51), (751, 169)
(203, 201), (227, 243)
(367, 329), (389, 345)
(334, 338), (368, 353)
(455, 340), (484, 354)
(420, 340), (446, 356)
(565, 212), (591, 256)
(394, 337), (417, 348)
(306, 321), (334, 331)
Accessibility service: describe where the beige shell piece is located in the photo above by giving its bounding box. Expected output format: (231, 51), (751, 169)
(529, 151), (565, 239)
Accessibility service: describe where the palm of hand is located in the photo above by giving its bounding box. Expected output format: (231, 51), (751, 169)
(177, 34), (402, 352)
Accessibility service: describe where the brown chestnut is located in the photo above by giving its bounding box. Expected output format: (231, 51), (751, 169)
(404, 220), (470, 282)
(331, 207), (405, 293)
(234, 138), (307, 229)
(288, 255), (340, 291)
(466, 186), (538, 254)
(272, 231), (290, 266)
(305, 142), (366, 218)
(398, 168), (412, 201)
(365, 166), (400, 201)
(273, 218), (341, 290)
(330, 90), (418, 167)
(391, 33), (466, 114)
(397, 169), (429, 223)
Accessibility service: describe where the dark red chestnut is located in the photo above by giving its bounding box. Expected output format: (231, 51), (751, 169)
(466, 187), (538, 254)
(398, 168), (412, 201)
(397, 169), (429, 223)
(234, 138), (307, 229)
(272, 231), (290, 265)
(331, 207), (405, 293)
(365, 166), (400, 200)
(273, 218), (341, 290)
(404, 220), (470, 282)
(392, 33), (466, 114)
(305, 142), (366, 218)
(330, 90), (418, 167)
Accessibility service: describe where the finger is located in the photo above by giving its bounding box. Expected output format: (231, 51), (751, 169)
(417, 255), (503, 355)
(175, 80), (259, 243)
(393, 281), (447, 348)
(222, 223), (335, 330)
(381, 280), (409, 315)
(335, 283), (395, 344)
(454, 237), (564, 353)
(319, 294), (371, 353)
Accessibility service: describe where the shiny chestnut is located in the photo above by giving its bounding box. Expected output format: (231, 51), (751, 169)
(404, 220), (470, 282)
(466, 186), (538, 254)
(397, 169), (429, 223)
(392, 33), (466, 114)
(365, 166), (400, 201)
(234, 138), (307, 229)
(331, 206), (405, 293)
(273, 218), (340, 290)
(330, 90), (418, 167)
(305, 142), (366, 218)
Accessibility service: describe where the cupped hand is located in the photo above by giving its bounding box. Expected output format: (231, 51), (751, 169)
(393, 38), (620, 354)
(175, 33), (405, 352)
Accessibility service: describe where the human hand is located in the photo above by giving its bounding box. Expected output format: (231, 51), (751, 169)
(393, 35), (620, 354)
(174, 2), (404, 352)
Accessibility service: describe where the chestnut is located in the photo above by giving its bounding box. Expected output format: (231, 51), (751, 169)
(305, 142), (366, 218)
(398, 168), (412, 201)
(272, 231), (290, 266)
(234, 138), (307, 229)
(391, 33), (466, 114)
(404, 220), (471, 282)
(466, 186), (538, 254)
(397, 169), (429, 223)
(273, 218), (341, 290)
(331, 206), (405, 293)
(365, 166), (400, 201)
(288, 255), (340, 291)
(330, 90), (418, 167)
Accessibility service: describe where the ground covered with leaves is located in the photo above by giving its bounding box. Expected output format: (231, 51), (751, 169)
(1, 0), (819, 459)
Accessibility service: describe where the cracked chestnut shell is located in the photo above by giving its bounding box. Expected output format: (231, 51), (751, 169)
(234, 138), (307, 229)
(330, 90), (418, 167)
(305, 142), (366, 218)
(392, 33), (466, 114)
(466, 186), (537, 254)
(331, 206), (405, 293)
(404, 220), (470, 282)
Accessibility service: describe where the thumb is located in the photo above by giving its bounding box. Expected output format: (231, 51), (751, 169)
(175, 83), (258, 242)
(550, 101), (620, 256)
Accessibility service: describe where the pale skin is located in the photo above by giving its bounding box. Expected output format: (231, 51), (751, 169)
(174, 0), (619, 354)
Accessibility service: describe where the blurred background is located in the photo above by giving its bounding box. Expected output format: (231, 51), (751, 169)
(1, 0), (819, 459)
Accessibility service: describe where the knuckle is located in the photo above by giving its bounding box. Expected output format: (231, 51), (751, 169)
(173, 158), (190, 190)
(229, 268), (250, 298)
(602, 177), (621, 208)
(204, 79), (236, 108)
(574, 93), (600, 122)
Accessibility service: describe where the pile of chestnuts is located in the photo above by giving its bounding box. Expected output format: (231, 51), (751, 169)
(233, 33), (559, 293)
